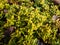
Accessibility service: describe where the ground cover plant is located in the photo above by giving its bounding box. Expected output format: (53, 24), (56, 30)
(0, 0), (60, 45)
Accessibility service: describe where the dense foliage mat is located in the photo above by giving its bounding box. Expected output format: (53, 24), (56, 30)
(0, 0), (60, 45)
